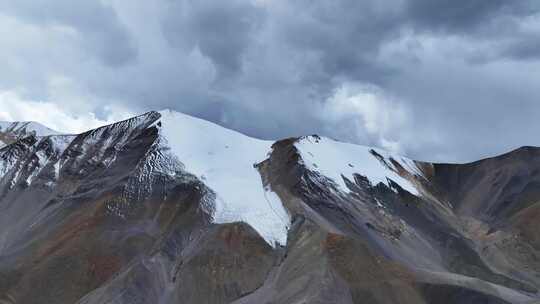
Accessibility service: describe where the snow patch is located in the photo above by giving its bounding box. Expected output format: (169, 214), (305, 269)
(158, 110), (290, 246)
(0, 121), (60, 149)
(0, 121), (59, 137)
(295, 136), (418, 195)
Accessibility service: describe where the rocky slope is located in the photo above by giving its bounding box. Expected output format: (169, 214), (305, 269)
(0, 110), (539, 303)
(0, 121), (59, 148)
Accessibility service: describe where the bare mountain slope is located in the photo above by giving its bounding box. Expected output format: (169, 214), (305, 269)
(0, 111), (539, 303)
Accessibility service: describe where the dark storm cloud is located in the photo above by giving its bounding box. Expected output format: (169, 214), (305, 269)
(162, 0), (263, 76)
(405, 0), (540, 62)
(269, 1), (403, 84)
(500, 33), (540, 61)
(407, 0), (514, 31)
(2, 0), (540, 162)
(0, 0), (137, 66)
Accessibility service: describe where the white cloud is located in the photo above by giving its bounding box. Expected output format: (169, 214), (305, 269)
(0, 90), (134, 134)
(320, 82), (409, 153)
(1, 0), (539, 162)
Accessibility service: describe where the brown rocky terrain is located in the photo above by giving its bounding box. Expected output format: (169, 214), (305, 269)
(0, 111), (539, 303)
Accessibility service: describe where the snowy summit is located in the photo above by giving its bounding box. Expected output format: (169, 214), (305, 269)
(0, 110), (423, 247)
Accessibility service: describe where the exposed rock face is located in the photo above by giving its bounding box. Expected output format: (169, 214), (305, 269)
(0, 111), (539, 303)
(0, 121), (59, 148)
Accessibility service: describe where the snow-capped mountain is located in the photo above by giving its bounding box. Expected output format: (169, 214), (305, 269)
(158, 110), (289, 246)
(0, 121), (59, 148)
(0, 110), (539, 303)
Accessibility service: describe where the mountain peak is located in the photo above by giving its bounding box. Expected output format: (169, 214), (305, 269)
(157, 109), (290, 246)
(0, 120), (59, 135)
(0, 110), (540, 304)
(1, 110), (538, 303)
(0, 120), (60, 148)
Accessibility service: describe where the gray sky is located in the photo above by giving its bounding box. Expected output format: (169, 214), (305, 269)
(1, 0), (540, 162)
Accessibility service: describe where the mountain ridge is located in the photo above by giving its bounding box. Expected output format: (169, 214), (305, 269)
(0, 110), (539, 303)
(3, 109), (539, 166)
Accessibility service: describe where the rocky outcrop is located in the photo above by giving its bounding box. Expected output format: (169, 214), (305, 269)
(0, 111), (539, 303)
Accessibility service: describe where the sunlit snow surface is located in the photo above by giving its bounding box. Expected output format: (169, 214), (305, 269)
(158, 110), (290, 246)
(295, 136), (419, 195)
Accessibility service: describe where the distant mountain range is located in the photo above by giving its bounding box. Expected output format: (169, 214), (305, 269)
(0, 110), (539, 303)
(0, 121), (59, 148)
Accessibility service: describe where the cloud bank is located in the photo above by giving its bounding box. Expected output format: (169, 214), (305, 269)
(1, 0), (540, 162)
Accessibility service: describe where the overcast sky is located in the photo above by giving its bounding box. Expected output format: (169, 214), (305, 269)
(1, 0), (540, 162)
